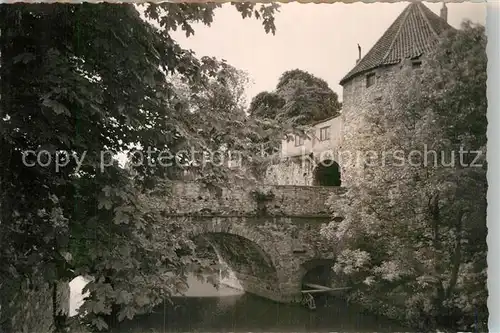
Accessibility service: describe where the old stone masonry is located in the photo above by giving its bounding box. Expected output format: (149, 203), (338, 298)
(171, 2), (453, 303)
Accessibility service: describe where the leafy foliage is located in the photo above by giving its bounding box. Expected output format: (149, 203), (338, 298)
(0, 3), (279, 331)
(249, 69), (341, 126)
(321, 21), (487, 331)
(246, 69), (342, 170)
(163, 63), (287, 183)
(248, 91), (285, 120)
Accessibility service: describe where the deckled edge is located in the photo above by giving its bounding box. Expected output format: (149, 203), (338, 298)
(486, 1), (500, 332)
(0, 0), (493, 329)
(0, 0), (488, 4)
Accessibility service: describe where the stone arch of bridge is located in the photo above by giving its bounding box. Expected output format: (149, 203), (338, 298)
(189, 220), (284, 297)
(313, 159), (341, 186)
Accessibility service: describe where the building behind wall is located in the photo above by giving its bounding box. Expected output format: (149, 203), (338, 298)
(265, 2), (454, 187)
(264, 115), (343, 186)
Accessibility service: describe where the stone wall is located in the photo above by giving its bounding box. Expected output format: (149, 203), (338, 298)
(264, 153), (343, 186)
(165, 181), (345, 217)
(264, 157), (314, 186)
(340, 59), (424, 186)
(340, 64), (400, 186)
(1, 279), (70, 333)
(230, 272), (283, 302)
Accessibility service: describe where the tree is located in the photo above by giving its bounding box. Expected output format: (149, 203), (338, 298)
(169, 62), (250, 152)
(248, 69), (341, 126)
(0, 3), (279, 331)
(246, 70), (341, 167)
(320, 21), (487, 332)
(163, 62), (283, 183)
(248, 91), (285, 120)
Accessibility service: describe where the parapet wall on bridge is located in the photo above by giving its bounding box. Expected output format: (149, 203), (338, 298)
(165, 181), (346, 217)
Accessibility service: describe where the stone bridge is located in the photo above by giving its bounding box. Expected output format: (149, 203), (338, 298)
(163, 181), (347, 303)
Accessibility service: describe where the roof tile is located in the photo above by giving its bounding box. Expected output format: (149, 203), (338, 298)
(339, 2), (454, 85)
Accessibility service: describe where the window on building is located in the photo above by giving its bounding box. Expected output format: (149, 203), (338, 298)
(295, 135), (304, 146)
(366, 73), (376, 87)
(412, 60), (422, 68)
(319, 126), (330, 141)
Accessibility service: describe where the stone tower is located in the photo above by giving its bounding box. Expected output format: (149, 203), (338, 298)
(339, 1), (453, 186)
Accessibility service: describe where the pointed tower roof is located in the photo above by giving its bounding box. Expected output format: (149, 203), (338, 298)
(339, 2), (454, 85)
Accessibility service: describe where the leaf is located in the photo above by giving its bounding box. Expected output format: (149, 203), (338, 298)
(12, 52), (36, 64)
(102, 186), (112, 197)
(116, 290), (133, 305)
(118, 306), (136, 321)
(61, 251), (73, 263)
(42, 98), (71, 116)
(113, 210), (130, 225)
(97, 197), (113, 210)
(91, 317), (109, 331)
(135, 293), (150, 307)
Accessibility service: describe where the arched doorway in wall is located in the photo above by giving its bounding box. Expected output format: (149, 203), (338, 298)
(313, 160), (341, 186)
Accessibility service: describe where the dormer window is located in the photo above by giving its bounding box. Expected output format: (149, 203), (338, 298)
(295, 135), (304, 147)
(366, 73), (376, 88)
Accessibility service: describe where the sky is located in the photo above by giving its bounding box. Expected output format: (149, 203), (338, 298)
(170, 1), (486, 104)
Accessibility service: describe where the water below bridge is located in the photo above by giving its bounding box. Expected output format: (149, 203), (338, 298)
(70, 275), (409, 332)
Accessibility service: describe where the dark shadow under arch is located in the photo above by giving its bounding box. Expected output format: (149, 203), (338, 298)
(301, 259), (334, 288)
(192, 232), (279, 290)
(300, 259), (336, 308)
(313, 160), (341, 186)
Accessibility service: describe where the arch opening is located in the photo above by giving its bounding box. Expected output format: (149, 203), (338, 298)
(191, 232), (279, 297)
(300, 259), (335, 308)
(301, 259), (334, 288)
(313, 160), (341, 186)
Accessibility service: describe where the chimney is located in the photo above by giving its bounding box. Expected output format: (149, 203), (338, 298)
(440, 2), (448, 23)
(356, 44), (361, 64)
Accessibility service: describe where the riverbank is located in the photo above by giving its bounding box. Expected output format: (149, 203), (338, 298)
(341, 289), (486, 333)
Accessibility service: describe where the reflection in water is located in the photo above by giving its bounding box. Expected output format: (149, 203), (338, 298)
(115, 293), (408, 333)
(179, 272), (244, 298)
(113, 275), (409, 333)
(68, 273), (244, 316)
(70, 272), (409, 332)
